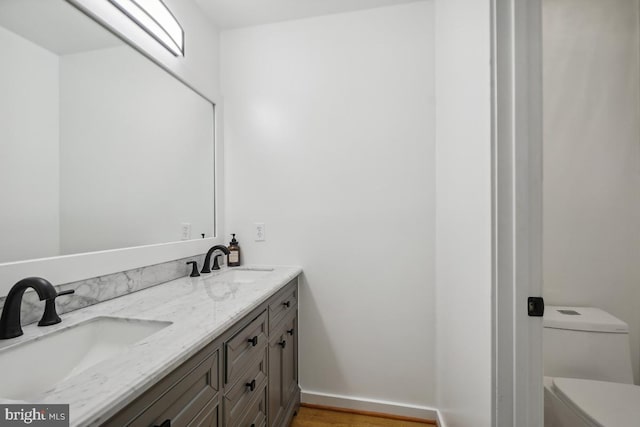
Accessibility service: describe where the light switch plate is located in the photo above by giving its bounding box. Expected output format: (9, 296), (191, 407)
(254, 223), (265, 241)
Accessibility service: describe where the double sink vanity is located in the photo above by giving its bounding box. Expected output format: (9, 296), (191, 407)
(0, 266), (302, 427)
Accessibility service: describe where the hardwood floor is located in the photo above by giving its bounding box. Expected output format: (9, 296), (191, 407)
(290, 406), (435, 427)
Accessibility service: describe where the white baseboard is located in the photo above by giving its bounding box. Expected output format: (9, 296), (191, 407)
(300, 389), (439, 422)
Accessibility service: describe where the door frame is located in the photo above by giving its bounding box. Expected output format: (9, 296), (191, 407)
(492, 0), (544, 426)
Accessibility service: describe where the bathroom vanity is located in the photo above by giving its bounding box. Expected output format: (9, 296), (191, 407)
(0, 266), (301, 427)
(104, 277), (299, 427)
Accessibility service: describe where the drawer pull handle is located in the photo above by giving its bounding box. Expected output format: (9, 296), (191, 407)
(279, 340), (287, 349)
(283, 301), (291, 308)
(248, 336), (258, 347)
(287, 328), (294, 336)
(154, 420), (171, 427)
(246, 379), (256, 391)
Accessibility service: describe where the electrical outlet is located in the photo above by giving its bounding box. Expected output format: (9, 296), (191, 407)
(180, 223), (191, 240)
(254, 223), (265, 241)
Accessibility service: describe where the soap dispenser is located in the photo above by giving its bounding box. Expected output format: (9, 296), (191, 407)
(228, 234), (241, 267)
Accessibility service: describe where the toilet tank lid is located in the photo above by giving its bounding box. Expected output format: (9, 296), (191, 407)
(544, 306), (628, 333)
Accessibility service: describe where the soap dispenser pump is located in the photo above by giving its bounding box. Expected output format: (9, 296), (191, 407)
(228, 234), (241, 267)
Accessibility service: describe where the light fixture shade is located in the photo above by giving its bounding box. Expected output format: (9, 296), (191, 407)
(109, 0), (184, 56)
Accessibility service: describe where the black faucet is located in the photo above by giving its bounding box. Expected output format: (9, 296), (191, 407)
(202, 245), (230, 274)
(0, 277), (74, 339)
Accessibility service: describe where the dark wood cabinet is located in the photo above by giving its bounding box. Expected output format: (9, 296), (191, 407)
(225, 311), (268, 386)
(103, 342), (220, 427)
(268, 286), (297, 334)
(103, 277), (299, 427)
(223, 348), (267, 426)
(268, 314), (298, 427)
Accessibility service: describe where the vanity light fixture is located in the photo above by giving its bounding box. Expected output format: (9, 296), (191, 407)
(109, 0), (184, 56)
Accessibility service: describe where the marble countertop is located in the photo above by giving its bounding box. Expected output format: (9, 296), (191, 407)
(0, 265), (302, 426)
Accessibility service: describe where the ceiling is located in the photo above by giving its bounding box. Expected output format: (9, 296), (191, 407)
(0, 0), (121, 55)
(194, 0), (428, 29)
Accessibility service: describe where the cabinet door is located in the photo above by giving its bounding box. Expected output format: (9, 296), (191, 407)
(268, 314), (297, 427)
(268, 331), (284, 427)
(281, 315), (297, 405)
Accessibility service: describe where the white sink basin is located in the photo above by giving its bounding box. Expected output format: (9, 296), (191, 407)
(0, 316), (171, 400)
(213, 268), (273, 283)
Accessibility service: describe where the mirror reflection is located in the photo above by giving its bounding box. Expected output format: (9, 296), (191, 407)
(0, 0), (215, 264)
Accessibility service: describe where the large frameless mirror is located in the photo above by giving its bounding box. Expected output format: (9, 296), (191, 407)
(0, 0), (216, 264)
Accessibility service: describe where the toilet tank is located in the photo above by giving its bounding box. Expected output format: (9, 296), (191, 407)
(544, 306), (634, 384)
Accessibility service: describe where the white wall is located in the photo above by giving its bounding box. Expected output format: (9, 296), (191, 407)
(0, 26), (60, 262)
(59, 46), (215, 255)
(222, 2), (436, 414)
(542, 0), (640, 384)
(434, 0), (493, 426)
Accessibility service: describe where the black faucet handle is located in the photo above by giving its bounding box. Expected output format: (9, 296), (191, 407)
(186, 261), (200, 277)
(57, 289), (75, 297)
(212, 255), (222, 271)
(38, 289), (75, 327)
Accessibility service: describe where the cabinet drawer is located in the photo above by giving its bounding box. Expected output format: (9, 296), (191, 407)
(223, 350), (267, 426)
(131, 351), (219, 427)
(268, 282), (297, 333)
(225, 311), (267, 386)
(104, 342), (219, 427)
(187, 399), (218, 427)
(233, 383), (267, 427)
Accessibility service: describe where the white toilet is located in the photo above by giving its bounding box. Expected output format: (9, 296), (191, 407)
(544, 306), (640, 427)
